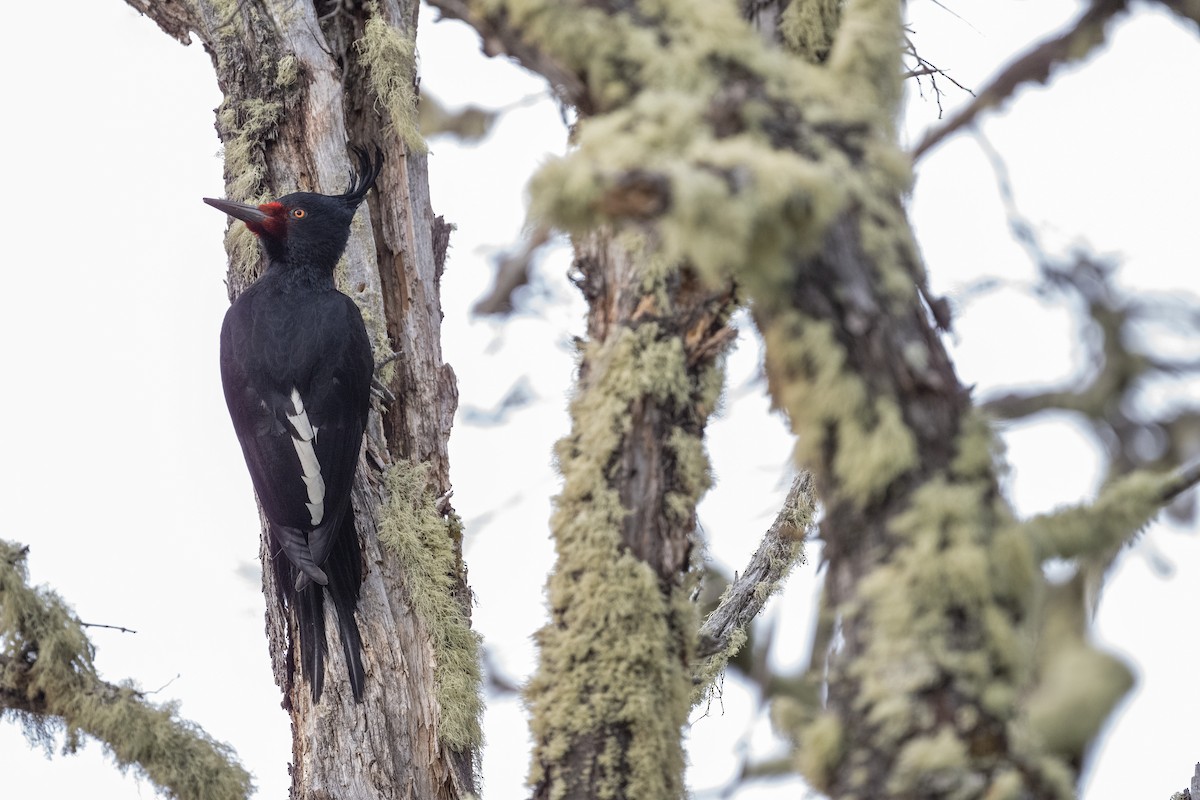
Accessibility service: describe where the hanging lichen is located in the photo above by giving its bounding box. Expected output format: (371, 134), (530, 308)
(357, 5), (427, 154)
(0, 540), (253, 800)
(376, 461), (483, 750)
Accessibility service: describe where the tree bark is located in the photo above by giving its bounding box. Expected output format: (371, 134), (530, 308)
(525, 232), (737, 799)
(123, 2), (476, 797)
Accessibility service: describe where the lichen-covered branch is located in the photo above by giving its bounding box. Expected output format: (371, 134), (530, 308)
(0, 540), (252, 800)
(1023, 470), (1178, 561)
(911, 0), (1131, 161)
(1163, 459), (1200, 504)
(424, 0), (589, 108)
(429, 0), (899, 289)
(525, 233), (736, 800)
(693, 471), (814, 691)
(419, 94), (498, 144)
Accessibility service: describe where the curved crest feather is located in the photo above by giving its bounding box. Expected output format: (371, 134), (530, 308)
(340, 146), (384, 206)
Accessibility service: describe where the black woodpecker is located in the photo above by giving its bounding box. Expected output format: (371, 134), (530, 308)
(204, 148), (383, 703)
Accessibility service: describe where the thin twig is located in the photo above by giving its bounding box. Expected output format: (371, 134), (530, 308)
(928, 0), (982, 34)
(78, 621), (138, 635)
(973, 131), (1045, 265)
(912, 0), (1130, 161)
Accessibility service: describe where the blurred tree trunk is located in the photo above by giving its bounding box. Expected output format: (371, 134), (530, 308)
(123, 2), (477, 798)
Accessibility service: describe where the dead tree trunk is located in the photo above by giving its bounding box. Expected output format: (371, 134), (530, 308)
(124, 2), (478, 797)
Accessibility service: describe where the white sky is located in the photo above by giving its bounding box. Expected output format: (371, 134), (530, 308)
(1, 2), (1197, 799)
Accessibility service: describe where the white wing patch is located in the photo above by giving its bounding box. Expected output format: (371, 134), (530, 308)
(287, 388), (325, 525)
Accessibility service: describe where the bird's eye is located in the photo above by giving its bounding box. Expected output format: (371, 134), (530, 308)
(292, 208), (306, 219)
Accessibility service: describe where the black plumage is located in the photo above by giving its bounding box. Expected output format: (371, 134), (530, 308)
(204, 148), (383, 703)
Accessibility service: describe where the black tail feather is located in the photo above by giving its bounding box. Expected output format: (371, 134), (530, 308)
(325, 512), (366, 701)
(271, 513), (365, 703)
(297, 580), (328, 702)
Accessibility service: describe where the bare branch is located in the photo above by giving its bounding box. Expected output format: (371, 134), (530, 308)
(695, 472), (815, 663)
(122, 0), (204, 45)
(77, 620), (138, 634)
(1158, 0), (1200, 29)
(425, 0), (589, 110)
(903, 34), (975, 119)
(420, 94), (498, 142)
(912, 0), (1130, 161)
(473, 226), (552, 315)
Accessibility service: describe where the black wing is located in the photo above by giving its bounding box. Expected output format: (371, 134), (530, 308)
(220, 285), (373, 584)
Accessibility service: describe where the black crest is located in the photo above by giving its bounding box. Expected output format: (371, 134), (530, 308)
(339, 146), (384, 207)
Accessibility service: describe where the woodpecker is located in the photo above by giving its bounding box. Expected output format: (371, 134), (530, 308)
(204, 148), (382, 703)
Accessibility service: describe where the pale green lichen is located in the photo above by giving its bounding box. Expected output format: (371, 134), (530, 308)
(826, 0), (905, 120)
(1019, 580), (1133, 760)
(529, 102), (849, 286)
(376, 462), (483, 750)
(986, 769), (1025, 800)
(838, 474), (1020, 749)
(951, 411), (1006, 480)
(274, 54), (300, 89)
(794, 713), (843, 792)
(357, 6), (427, 154)
(215, 97), (284, 285)
(665, 426), (712, 524)
(1025, 644), (1132, 758)
(216, 98), (281, 201)
(528, 314), (719, 799)
(491, 0), (877, 288)
(763, 313), (915, 505)
(855, 145), (923, 301)
(887, 728), (975, 798)
(1022, 470), (1170, 561)
(690, 626), (746, 704)
(782, 409), (1151, 796)
(499, 0), (917, 302)
(455, 1), (1149, 795)
(0, 540), (253, 800)
(780, 0), (841, 63)
(526, 534), (691, 799)
(832, 395), (917, 501)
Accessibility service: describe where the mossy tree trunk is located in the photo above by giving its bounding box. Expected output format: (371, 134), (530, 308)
(524, 232), (737, 799)
(123, 2), (477, 798)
